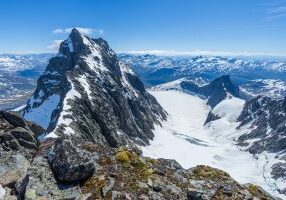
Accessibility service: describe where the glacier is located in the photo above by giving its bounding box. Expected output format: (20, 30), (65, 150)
(141, 89), (286, 199)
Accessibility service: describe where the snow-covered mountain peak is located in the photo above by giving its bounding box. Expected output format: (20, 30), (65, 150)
(22, 31), (166, 147)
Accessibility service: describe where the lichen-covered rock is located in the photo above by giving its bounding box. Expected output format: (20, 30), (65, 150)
(25, 140), (83, 200)
(78, 142), (275, 200)
(0, 132), (276, 200)
(47, 138), (95, 182)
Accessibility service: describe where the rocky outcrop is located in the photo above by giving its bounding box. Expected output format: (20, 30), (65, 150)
(0, 120), (275, 200)
(236, 95), (286, 188)
(0, 111), (43, 159)
(237, 96), (286, 154)
(22, 138), (276, 199)
(204, 111), (221, 125)
(47, 138), (95, 182)
(180, 75), (240, 108)
(22, 28), (166, 148)
(0, 111), (43, 199)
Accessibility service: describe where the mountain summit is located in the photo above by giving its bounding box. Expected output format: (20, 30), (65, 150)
(22, 28), (166, 147)
(180, 75), (240, 107)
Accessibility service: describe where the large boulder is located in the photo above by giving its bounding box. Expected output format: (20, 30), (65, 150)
(26, 153), (82, 200)
(47, 138), (95, 182)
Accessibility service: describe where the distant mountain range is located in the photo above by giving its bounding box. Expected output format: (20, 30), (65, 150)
(0, 54), (53, 110)
(1, 53), (286, 111)
(119, 54), (286, 85)
(0, 54), (53, 73)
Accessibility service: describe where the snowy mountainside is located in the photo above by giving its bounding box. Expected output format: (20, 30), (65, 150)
(153, 75), (240, 108)
(22, 28), (166, 147)
(152, 77), (208, 91)
(241, 79), (286, 100)
(237, 96), (286, 154)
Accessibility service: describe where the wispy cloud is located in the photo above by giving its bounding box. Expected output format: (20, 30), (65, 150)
(47, 40), (64, 51)
(120, 50), (286, 57)
(265, 5), (286, 20)
(52, 27), (104, 36)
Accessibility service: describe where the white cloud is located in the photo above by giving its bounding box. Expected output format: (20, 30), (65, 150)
(47, 40), (64, 51)
(52, 29), (66, 34)
(52, 27), (104, 36)
(265, 5), (286, 20)
(119, 50), (286, 57)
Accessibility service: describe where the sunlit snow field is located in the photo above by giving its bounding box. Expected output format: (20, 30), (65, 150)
(141, 90), (285, 199)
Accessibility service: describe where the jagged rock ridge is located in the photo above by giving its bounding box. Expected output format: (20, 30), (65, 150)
(180, 75), (240, 108)
(22, 28), (166, 147)
(238, 96), (286, 153)
(237, 96), (286, 183)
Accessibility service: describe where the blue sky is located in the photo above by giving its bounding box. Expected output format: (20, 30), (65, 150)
(0, 0), (286, 56)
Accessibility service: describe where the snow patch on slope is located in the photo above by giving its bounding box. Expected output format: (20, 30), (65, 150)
(24, 94), (60, 129)
(78, 75), (92, 100)
(62, 37), (74, 52)
(152, 77), (208, 92)
(45, 78), (81, 138)
(212, 96), (245, 123)
(81, 35), (108, 73)
(119, 61), (139, 97)
(0, 185), (6, 200)
(152, 78), (185, 91)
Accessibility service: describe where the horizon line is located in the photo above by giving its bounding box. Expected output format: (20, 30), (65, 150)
(1, 49), (286, 57)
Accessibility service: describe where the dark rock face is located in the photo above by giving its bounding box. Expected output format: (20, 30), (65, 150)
(47, 138), (95, 182)
(237, 96), (286, 154)
(187, 188), (205, 200)
(23, 28), (166, 147)
(181, 75), (240, 108)
(204, 111), (221, 125)
(236, 95), (286, 185)
(0, 111), (44, 199)
(272, 162), (286, 180)
(0, 111), (42, 159)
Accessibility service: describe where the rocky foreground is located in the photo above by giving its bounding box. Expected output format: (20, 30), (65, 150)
(0, 111), (277, 200)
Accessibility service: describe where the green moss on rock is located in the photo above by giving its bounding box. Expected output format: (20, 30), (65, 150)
(116, 150), (130, 163)
(191, 165), (231, 181)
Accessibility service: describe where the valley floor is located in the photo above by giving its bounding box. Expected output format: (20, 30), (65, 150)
(141, 90), (285, 199)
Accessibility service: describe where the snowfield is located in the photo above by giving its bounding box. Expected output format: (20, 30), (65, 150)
(141, 90), (285, 199)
